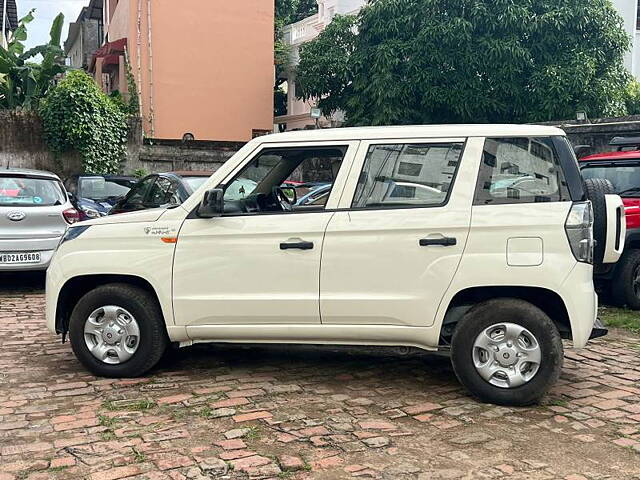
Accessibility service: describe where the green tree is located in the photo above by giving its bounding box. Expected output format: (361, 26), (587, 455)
(39, 71), (129, 174)
(296, 0), (632, 125)
(274, 0), (319, 116)
(0, 10), (66, 109)
(626, 80), (640, 116)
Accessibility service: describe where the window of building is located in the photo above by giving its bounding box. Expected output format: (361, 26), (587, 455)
(352, 143), (464, 209)
(473, 137), (569, 205)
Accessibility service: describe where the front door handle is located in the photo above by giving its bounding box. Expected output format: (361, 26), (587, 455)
(419, 237), (457, 247)
(280, 241), (314, 250)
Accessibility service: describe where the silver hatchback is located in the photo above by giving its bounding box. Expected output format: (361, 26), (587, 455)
(0, 169), (79, 271)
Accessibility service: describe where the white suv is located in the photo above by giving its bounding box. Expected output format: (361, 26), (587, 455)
(46, 125), (624, 406)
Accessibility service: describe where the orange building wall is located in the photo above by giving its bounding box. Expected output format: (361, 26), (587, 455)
(109, 0), (274, 142)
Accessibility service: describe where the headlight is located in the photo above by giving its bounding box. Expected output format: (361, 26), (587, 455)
(81, 206), (101, 219)
(59, 226), (91, 246)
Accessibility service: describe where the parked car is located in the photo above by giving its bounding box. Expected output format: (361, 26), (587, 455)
(109, 171), (212, 215)
(47, 125), (625, 406)
(580, 138), (640, 309)
(64, 174), (137, 220)
(0, 168), (79, 271)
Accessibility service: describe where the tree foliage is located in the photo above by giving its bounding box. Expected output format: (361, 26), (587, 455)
(274, 0), (319, 116)
(297, 15), (357, 115)
(39, 71), (129, 174)
(0, 10), (66, 109)
(296, 0), (632, 125)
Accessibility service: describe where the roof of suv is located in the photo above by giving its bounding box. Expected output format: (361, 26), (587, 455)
(260, 124), (565, 143)
(0, 168), (61, 180)
(580, 150), (640, 162)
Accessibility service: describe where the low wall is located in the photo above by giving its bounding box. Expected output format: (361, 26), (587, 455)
(0, 111), (82, 178)
(126, 139), (244, 175)
(0, 112), (243, 178)
(545, 115), (640, 157)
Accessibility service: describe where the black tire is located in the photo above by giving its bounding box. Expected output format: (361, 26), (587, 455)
(584, 177), (615, 265)
(68, 283), (168, 377)
(450, 298), (563, 406)
(611, 249), (640, 310)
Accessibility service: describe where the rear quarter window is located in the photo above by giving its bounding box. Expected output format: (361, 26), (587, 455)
(474, 137), (570, 205)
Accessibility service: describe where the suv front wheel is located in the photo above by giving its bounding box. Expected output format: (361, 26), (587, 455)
(68, 283), (168, 377)
(451, 298), (563, 406)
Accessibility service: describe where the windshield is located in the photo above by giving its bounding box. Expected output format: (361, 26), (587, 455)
(0, 176), (66, 206)
(581, 165), (640, 196)
(183, 176), (209, 192)
(79, 177), (135, 201)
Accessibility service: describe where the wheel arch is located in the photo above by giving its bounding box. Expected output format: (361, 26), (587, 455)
(439, 286), (571, 346)
(55, 274), (163, 337)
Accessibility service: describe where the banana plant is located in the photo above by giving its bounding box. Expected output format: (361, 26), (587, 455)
(0, 10), (66, 109)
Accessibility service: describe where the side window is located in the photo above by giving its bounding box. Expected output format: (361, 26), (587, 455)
(474, 137), (569, 205)
(352, 143), (464, 208)
(126, 176), (155, 206)
(222, 146), (347, 214)
(64, 178), (77, 195)
(146, 177), (179, 206)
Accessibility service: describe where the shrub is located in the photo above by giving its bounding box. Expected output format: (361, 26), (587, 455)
(39, 70), (128, 174)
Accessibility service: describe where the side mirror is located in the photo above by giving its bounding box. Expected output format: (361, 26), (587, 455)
(67, 192), (75, 201)
(197, 188), (224, 218)
(279, 186), (298, 204)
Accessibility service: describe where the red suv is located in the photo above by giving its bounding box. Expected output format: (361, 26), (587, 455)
(580, 137), (640, 309)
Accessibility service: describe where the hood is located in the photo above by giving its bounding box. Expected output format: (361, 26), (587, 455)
(78, 197), (113, 214)
(79, 208), (168, 226)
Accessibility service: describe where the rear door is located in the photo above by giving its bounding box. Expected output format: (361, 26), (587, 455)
(0, 174), (69, 254)
(320, 138), (477, 327)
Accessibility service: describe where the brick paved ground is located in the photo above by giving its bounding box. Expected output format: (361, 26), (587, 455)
(1, 278), (640, 479)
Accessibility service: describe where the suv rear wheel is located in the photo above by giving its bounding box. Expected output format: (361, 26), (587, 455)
(611, 249), (640, 310)
(451, 298), (563, 406)
(68, 283), (168, 377)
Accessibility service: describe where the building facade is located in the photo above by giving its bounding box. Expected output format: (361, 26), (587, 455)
(64, 7), (101, 70)
(612, 0), (640, 80)
(0, 0), (18, 48)
(72, 0), (274, 142)
(276, 0), (366, 131)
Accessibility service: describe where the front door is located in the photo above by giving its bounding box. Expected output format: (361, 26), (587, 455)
(172, 142), (357, 327)
(320, 138), (477, 327)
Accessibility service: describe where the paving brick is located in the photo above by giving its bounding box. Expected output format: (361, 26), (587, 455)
(232, 411), (272, 423)
(89, 465), (143, 480)
(2, 288), (640, 480)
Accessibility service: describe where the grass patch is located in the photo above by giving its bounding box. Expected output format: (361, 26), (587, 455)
(48, 466), (68, 473)
(198, 407), (213, 419)
(101, 431), (117, 441)
(98, 414), (118, 428)
(245, 426), (260, 440)
(600, 307), (640, 334)
(103, 399), (157, 412)
(132, 447), (146, 463)
(546, 397), (568, 408)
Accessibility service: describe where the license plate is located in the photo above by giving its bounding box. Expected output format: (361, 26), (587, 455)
(0, 252), (41, 264)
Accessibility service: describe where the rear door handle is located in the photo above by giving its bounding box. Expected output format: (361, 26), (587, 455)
(280, 241), (314, 250)
(419, 237), (457, 247)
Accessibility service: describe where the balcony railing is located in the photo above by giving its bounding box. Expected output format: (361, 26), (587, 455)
(282, 14), (321, 46)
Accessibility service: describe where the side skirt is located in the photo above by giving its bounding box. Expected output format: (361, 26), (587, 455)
(173, 324), (441, 351)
